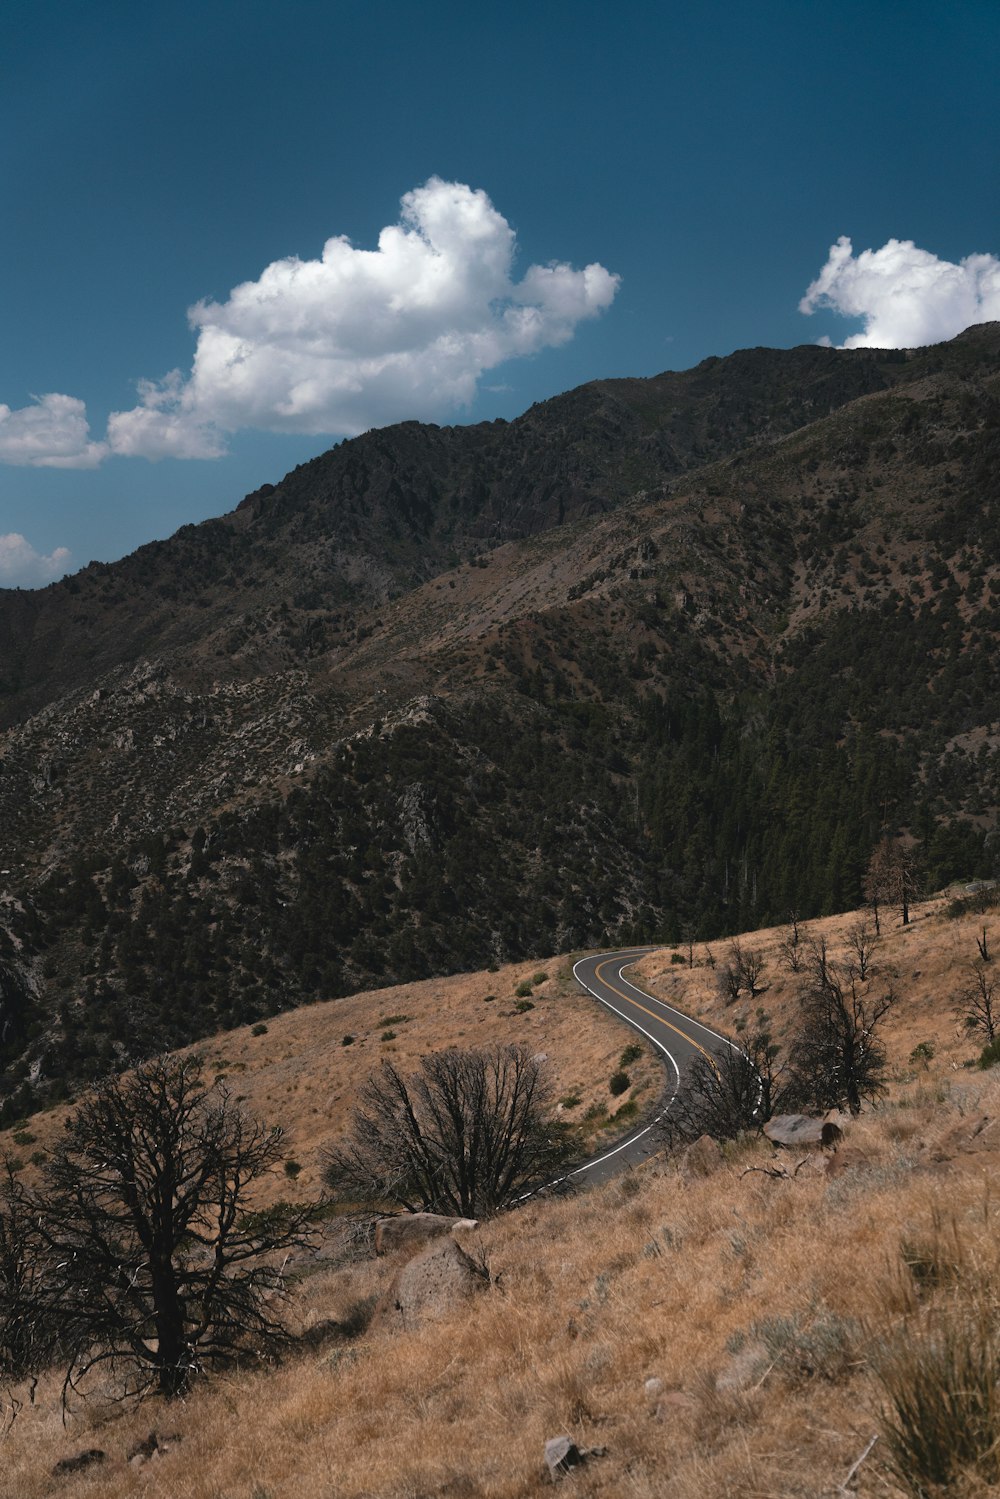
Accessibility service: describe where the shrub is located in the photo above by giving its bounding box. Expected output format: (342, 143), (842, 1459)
(379, 1014), (410, 1026)
(341, 1034), (355, 1046)
(283, 1160), (302, 1179)
(515, 980), (533, 998)
(11, 1130), (35, 1147)
(514, 1000), (534, 1014)
(609, 1070), (631, 1096)
(619, 1043), (643, 1067)
(532, 971), (548, 985)
(559, 1092), (582, 1109)
(909, 1041), (935, 1066)
(251, 1023), (268, 1037)
(979, 1035), (1000, 1069)
(483, 994), (496, 1003)
(876, 1309), (1000, 1494)
(380, 1030), (397, 1042)
(670, 952), (686, 965)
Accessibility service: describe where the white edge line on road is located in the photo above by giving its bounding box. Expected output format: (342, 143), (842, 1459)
(613, 959), (746, 1057)
(564, 955), (682, 1178)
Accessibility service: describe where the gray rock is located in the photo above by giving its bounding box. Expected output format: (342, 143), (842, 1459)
(764, 1112), (843, 1148)
(374, 1212), (478, 1258)
(373, 1235), (489, 1332)
(545, 1436), (586, 1480)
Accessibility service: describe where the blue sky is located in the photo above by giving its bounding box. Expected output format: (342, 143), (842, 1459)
(2, 0), (998, 586)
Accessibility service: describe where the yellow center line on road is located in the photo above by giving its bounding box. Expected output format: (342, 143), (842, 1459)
(594, 957), (720, 1068)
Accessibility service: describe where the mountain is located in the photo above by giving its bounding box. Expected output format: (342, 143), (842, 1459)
(1, 324), (998, 1114)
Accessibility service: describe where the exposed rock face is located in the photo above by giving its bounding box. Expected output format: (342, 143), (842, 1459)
(373, 1235), (488, 1332)
(374, 1212), (479, 1258)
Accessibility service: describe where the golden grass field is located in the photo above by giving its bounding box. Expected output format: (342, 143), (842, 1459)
(3, 892), (1000, 1498)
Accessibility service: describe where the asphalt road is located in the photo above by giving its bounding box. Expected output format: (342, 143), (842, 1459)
(562, 947), (740, 1186)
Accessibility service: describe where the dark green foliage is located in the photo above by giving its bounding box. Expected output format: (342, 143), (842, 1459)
(609, 1070), (630, 1096)
(619, 1043), (643, 1067)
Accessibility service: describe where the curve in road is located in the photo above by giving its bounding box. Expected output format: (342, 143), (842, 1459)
(560, 947), (743, 1187)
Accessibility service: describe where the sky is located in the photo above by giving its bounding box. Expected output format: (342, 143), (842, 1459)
(2, 0), (998, 587)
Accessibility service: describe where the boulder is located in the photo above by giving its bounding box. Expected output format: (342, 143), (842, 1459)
(374, 1212), (478, 1258)
(764, 1111), (844, 1149)
(926, 1114), (999, 1163)
(373, 1235), (488, 1332)
(545, 1437), (586, 1480)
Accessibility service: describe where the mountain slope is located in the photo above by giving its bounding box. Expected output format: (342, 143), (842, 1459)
(0, 326), (998, 1112)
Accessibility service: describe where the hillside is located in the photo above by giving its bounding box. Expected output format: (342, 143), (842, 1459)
(0, 326), (999, 1112)
(4, 893), (1000, 1497)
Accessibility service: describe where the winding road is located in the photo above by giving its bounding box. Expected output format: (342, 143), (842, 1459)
(563, 947), (740, 1187)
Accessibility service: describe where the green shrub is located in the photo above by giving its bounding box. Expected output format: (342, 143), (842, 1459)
(11, 1130), (35, 1147)
(483, 994), (496, 1003)
(619, 1043), (643, 1067)
(532, 971), (548, 985)
(341, 1034), (355, 1046)
(283, 1160), (302, 1179)
(609, 1070), (631, 1096)
(909, 1041), (935, 1066)
(379, 1014), (410, 1026)
(514, 1000), (534, 1014)
(559, 1092), (582, 1109)
(380, 1030), (397, 1042)
(979, 1036), (1000, 1069)
(251, 1023), (268, 1037)
(670, 952), (686, 965)
(515, 981), (533, 998)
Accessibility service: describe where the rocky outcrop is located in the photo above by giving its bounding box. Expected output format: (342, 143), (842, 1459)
(374, 1212), (479, 1258)
(373, 1235), (489, 1332)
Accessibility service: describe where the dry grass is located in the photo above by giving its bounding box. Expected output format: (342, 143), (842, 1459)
(4, 894), (1000, 1497)
(0, 955), (661, 1206)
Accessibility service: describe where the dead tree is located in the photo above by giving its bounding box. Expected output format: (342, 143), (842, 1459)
(958, 962), (998, 1044)
(976, 927), (991, 963)
(13, 1056), (319, 1403)
(324, 1044), (574, 1217)
(787, 949), (894, 1116)
(845, 920), (881, 981)
(865, 835), (922, 929)
(661, 1031), (785, 1146)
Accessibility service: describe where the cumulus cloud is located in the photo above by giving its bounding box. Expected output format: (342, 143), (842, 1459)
(0, 533), (72, 588)
(800, 236), (1000, 348)
(108, 177), (620, 456)
(0, 393), (106, 468)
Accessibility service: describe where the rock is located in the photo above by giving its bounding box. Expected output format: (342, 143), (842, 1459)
(128, 1432), (159, 1465)
(764, 1111), (844, 1148)
(545, 1436), (586, 1480)
(680, 1133), (722, 1177)
(374, 1212), (479, 1258)
(373, 1235), (488, 1331)
(644, 1376), (664, 1399)
(53, 1449), (106, 1476)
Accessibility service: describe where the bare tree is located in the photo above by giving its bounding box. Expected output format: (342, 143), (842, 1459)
(10, 1057), (318, 1403)
(787, 949), (894, 1115)
(845, 920), (881, 981)
(0, 1165), (54, 1410)
(865, 835), (922, 929)
(719, 939), (768, 1003)
(976, 927), (991, 963)
(957, 962), (998, 1044)
(323, 1044), (573, 1217)
(661, 1031), (784, 1146)
(778, 914), (805, 974)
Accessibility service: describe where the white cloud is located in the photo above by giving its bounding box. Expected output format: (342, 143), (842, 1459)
(0, 393), (106, 468)
(106, 373), (225, 460)
(108, 177), (620, 456)
(800, 235), (1000, 348)
(0, 533), (72, 587)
